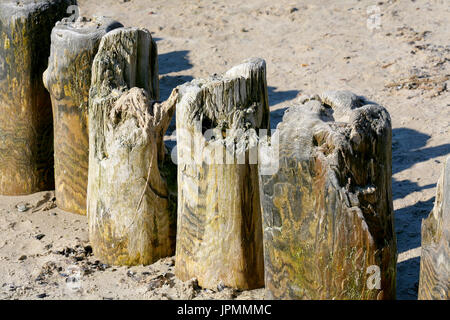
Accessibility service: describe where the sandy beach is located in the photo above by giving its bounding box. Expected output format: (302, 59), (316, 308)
(0, 0), (448, 300)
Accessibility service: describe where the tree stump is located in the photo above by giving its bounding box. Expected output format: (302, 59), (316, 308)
(87, 27), (177, 266)
(259, 91), (397, 299)
(419, 156), (449, 300)
(175, 58), (269, 290)
(43, 16), (123, 215)
(0, 0), (76, 195)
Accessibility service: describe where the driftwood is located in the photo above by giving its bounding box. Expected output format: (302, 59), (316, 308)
(418, 156), (449, 300)
(87, 27), (177, 266)
(259, 91), (397, 299)
(175, 58), (269, 290)
(43, 16), (123, 215)
(0, 0), (75, 195)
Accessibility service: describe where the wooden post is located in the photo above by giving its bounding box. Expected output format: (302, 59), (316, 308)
(175, 58), (269, 290)
(43, 16), (123, 215)
(259, 91), (397, 299)
(87, 27), (177, 266)
(419, 156), (449, 300)
(0, 0), (76, 195)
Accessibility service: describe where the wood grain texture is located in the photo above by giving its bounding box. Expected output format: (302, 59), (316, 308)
(259, 91), (397, 299)
(0, 0), (76, 195)
(43, 16), (122, 215)
(418, 156), (449, 300)
(175, 58), (269, 290)
(87, 27), (177, 266)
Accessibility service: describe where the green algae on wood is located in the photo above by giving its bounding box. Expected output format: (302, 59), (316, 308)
(259, 91), (397, 299)
(0, 0), (76, 195)
(418, 156), (450, 300)
(87, 27), (176, 266)
(175, 58), (269, 290)
(43, 16), (122, 215)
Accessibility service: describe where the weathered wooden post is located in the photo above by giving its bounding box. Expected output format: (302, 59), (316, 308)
(175, 58), (269, 290)
(0, 0), (76, 195)
(259, 91), (397, 299)
(43, 16), (122, 215)
(87, 27), (177, 266)
(419, 156), (449, 300)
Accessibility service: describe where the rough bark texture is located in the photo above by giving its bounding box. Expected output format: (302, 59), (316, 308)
(418, 156), (449, 300)
(43, 16), (122, 215)
(175, 58), (269, 290)
(87, 27), (177, 266)
(259, 91), (397, 300)
(0, 0), (76, 195)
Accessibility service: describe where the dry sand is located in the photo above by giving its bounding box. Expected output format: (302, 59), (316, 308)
(0, 0), (448, 300)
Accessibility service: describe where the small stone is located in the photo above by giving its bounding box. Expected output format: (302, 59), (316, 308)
(100, 264), (110, 271)
(84, 245), (93, 255)
(189, 278), (199, 290)
(16, 203), (28, 212)
(148, 278), (163, 290)
(217, 281), (226, 292)
(35, 234), (45, 240)
(165, 258), (175, 267)
(18, 255), (27, 261)
(74, 255), (84, 262)
(36, 293), (47, 299)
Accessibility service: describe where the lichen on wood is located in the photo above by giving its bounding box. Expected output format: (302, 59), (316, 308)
(418, 156), (449, 300)
(43, 16), (123, 215)
(259, 91), (397, 299)
(0, 0), (76, 195)
(87, 27), (175, 266)
(174, 58), (269, 290)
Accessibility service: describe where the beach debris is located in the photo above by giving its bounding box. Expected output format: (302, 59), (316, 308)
(16, 203), (29, 213)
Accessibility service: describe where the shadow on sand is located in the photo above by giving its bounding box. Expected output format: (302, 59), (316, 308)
(159, 50), (193, 75)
